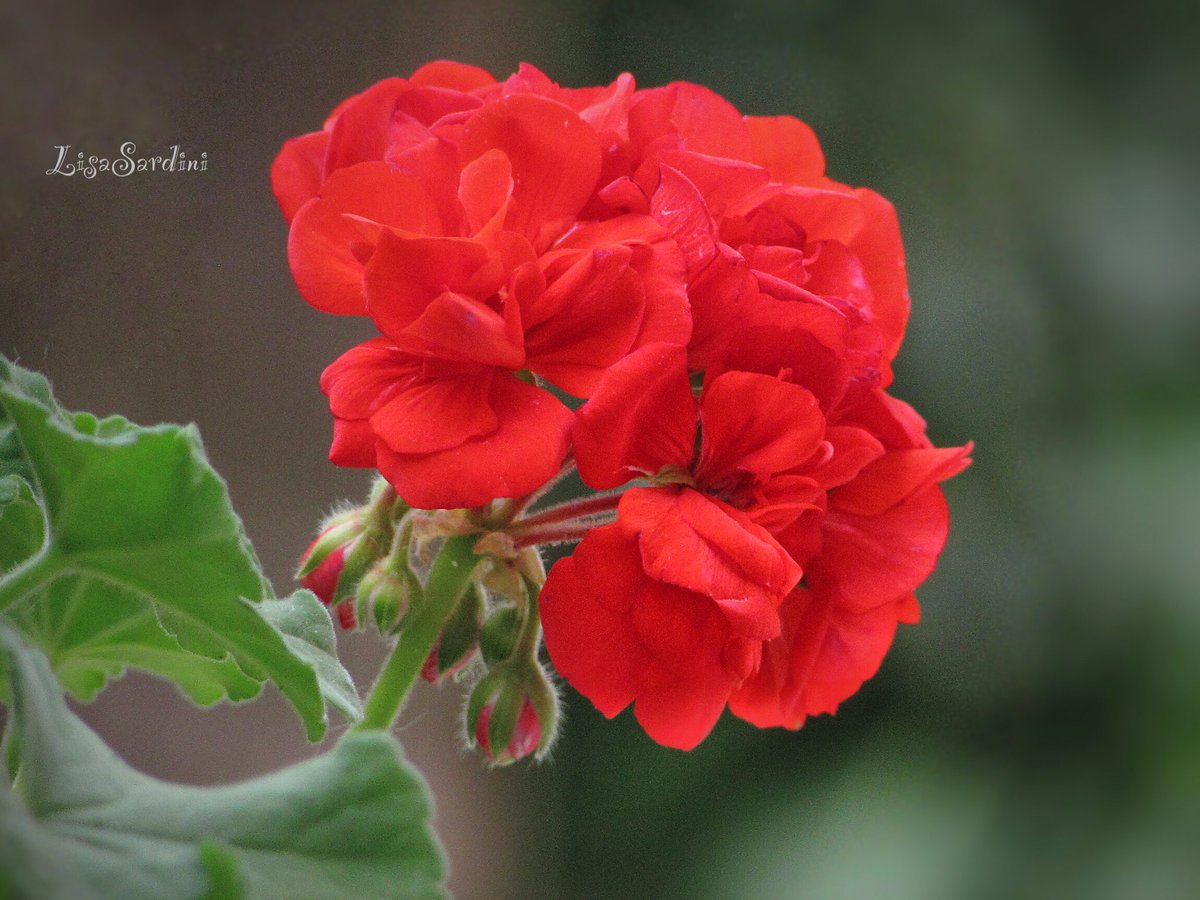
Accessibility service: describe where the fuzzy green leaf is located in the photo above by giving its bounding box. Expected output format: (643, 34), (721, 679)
(0, 634), (446, 899)
(0, 356), (327, 739)
(257, 590), (363, 723)
(0, 476), (42, 571)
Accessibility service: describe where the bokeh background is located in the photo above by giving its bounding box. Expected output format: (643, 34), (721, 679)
(3, 0), (1199, 896)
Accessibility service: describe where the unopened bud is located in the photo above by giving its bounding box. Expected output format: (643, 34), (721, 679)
(357, 560), (420, 634)
(297, 511), (364, 582)
(300, 539), (351, 607)
(298, 512), (371, 632)
(476, 696), (540, 765)
(420, 585), (483, 683)
(300, 531), (368, 631)
(333, 598), (357, 630)
(466, 663), (558, 765)
(479, 605), (521, 666)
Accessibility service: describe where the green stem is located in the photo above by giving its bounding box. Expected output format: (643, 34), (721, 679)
(0, 545), (58, 613)
(355, 534), (481, 732)
(514, 582), (543, 661)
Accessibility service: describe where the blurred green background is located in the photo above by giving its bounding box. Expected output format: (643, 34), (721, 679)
(3, 1), (1198, 897)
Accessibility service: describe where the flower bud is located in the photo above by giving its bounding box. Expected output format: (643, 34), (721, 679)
(357, 559), (420, 634)
(475, 696), (540, 765)
(420, 585), (483, 683)
(298, 479), (411, 631)
(297, 510), (364, 583)
(299, 538), (361, 631)
(299, 539), (351, 607)
(466, 663), (559, 765)
(298, 511), (371, 631)
(479, 605), (521, 666)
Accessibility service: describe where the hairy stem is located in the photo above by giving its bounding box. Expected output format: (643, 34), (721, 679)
(355, 534), (481, 732)
(512, 490), (623, 532)
(512, 517), (613, 549)
(506, 459), (578, 520)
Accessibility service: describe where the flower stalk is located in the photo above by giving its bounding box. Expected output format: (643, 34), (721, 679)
(355, 533), (482, 732)
(509, 491), (622, 532)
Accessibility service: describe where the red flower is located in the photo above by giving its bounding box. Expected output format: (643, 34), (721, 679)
(591, 82), (910, 413)
(281, 62), (972, 750)
(730, 393), (972, 728)
(545, 344), (968, 746)
(543, 342), (844, 748)
(274, 62), (690, 508)
(541, 522), (761, 749)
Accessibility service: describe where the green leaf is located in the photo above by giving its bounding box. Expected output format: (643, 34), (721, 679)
(0, 633), (446, 899)
(0, 475), (42, 571)
(4, 574), (262, 706)
(0, 361), (50, 486)
(0, 355), (327, 740)
(257, 590), (363, 723)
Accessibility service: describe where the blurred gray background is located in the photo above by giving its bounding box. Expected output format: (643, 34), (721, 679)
(2, 1), (1199, 897)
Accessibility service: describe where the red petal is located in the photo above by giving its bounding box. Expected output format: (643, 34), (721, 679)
(729, 584), (912, 728)
(628, 580), (747, 749)
(655, 150), (771, 220)
(577, 71), (636, 138)
(394, 290), (525, 369)
(629, 82), (753, 160)
(632, 653), (732, 751)
(649, 164), (718, 276)
(763, 186), (866, 246)
(271, 131), (329, 223)
(727, 587), (822, 729)
(288, 162), (442, 315)
(811, 485), (952, 614)
(598, 176), (650, 214)
(847, 188), (910, 369)
(457, 148), (513, 237)
(540, 525), (651, 718)
(552, 215), (691, 352)
(363, 230), (493, 337)
(300, 544), (347, 606)
(409, 60), (497, 91)
(369, 363), (498, 454)
(542, 524), (743, 750)
(334, 599), (358, 630)
(329, 418), (376, 468)
(525, 247), (645, 396)
(840, 387), (932, 450)
(391, 86), (482, 130)
(801, 240), (873, 318)
(685, 244), (754, 372)
(744, 115), (826, 184)
(375, 374), (573, 509)
(320, 338), (414, 419)
(324, 78), (410, 176)
(695, 371), (826, 484)
(714, 290), (854, 412)
(742, 475), (825, 536)
(572, 344), (696, 490)
(460, 94), (602, 246)
(621, 487), (796, 639)
(832, 443), (973, 516)
(807, 426), (885, 488)
(797, 591), (913, 716)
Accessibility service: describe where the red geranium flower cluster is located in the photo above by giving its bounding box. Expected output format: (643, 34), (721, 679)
(275, 61), (970, 751)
